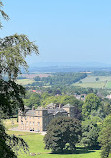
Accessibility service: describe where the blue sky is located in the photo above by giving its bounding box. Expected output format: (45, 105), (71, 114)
(1, 0), (111, 66)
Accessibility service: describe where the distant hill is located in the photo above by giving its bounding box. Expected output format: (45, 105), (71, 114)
(27, 66), (111, 73)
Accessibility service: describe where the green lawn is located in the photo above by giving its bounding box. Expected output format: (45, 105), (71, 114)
(17, 134), (100, 158)
(7, 130), (101, 158)
(4, 119), (101, 158)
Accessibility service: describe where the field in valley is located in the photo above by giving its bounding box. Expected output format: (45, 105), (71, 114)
(16, 79), (36, 86)
(16, 75), (111, 89)
(4, 119), (101, 158)
(21, 73), (52, 79)
(73, 75), (111, 89)
(16, 73), (52, 86)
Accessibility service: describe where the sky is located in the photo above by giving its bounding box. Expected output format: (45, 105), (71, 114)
(1, 0), (111, 66)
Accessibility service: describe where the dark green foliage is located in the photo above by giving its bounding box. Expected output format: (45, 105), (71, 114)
(34, 76), (41, 81)
(0, 34), (38, 80)
(0, 34), (38, 114)
(81, 93), (104, 149)
(98, 115), (111, 158)
(42, 95), (83, 107)
(26, 79), (102, 96)
(0, 79), (25, 115)
(101, 100), (111, 117)
(0, 34), (38, 157)
(23, 92), (41, 108)
(95, 77), (99, 81)
(31, 81), (44, 87)
(0, 1), (39, 157)
(33, 72), (87, 86)
(44, 117), (81, 153)
(47, 88), (61, 95)
(82, 93), (101, 119)
(0, 120), (28, 158)
(81, 119), (100, 148)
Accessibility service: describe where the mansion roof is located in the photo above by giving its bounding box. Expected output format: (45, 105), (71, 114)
(48, 108), (67, 115)
(63, 103), (73, 108)
(19, 104), (73, 117)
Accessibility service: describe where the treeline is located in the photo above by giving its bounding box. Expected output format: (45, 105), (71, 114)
(25, 83), (109, 97)
(33, 72), (87, 86)
(17, 76), (27, 79)
(23, 92), (82, 108)
(92, 71), (111, 76)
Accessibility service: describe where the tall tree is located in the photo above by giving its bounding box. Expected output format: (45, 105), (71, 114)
(44, 117), (81, 153)
(81, 118), (100, 148)
(82, 93), (101, 119)
(98, 115), (111, 158)
(0, 34), (38, 114)
(0, 34), (38, 157)
(0, 1), (39, 157)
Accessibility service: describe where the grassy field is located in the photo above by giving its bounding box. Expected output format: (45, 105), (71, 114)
(16, 79), (36, 85)
(73, 75), (111, 89)
(3, 118), (101, 158)
(106, 81), (111, 89)
(17, 134), (101, 158)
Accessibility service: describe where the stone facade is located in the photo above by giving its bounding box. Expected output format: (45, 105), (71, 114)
(18, 104), (75, 132)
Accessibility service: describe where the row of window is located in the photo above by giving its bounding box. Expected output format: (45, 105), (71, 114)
(21, 116), (40, 120)
(21, 121), (40, 126)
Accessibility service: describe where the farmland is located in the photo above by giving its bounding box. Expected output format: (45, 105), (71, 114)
(73, 75), (111, 89)
(16, 79), (36, 86)
(19, 73), (52, 79)
(16, 73), (52, 86)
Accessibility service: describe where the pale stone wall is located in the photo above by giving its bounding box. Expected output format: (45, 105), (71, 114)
(62, 106), (75, 117)
(62, 107), (70, 116)
(18, 114), (43, 132)
(18, 106), (75, 132)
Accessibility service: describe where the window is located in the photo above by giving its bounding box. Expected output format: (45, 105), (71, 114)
(38, 122), (40, 126)
(38, 111), (40, 115)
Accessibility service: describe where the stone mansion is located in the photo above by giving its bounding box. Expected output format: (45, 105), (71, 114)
(18, 103), (75, 132)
